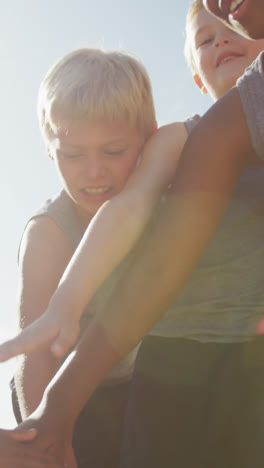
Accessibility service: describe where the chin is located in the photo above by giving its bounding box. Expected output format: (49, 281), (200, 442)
(215, 79), (239, 100)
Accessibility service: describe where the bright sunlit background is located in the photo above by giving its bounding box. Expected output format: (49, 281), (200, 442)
(0, 0), (212, 427)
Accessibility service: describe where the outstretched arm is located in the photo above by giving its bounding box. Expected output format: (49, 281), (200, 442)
(0, 122), (187, 360)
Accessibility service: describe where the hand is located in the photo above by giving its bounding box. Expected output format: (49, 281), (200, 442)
(0, 427), (61, 467)
(17, 391), (76, 467)
(0, 307), (80, 362)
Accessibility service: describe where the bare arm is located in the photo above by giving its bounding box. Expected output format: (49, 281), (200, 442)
(15, 217), (73, 418)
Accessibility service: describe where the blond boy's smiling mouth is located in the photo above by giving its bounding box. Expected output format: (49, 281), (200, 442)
(82, 187), (111, 195)
(216, 51), (243, 67)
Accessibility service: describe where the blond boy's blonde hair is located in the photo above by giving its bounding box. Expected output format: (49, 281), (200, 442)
(184, 0), (205, 74)
(38, 47), (156, 144)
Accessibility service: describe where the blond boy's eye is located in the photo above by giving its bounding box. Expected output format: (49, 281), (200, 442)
(59, 151), (80, 159)
(200, 37), (213, 46)
(105, 149), (126, 156)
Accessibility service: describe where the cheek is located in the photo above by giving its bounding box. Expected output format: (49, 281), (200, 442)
(112, 155), (138, 185)
(54, 159), (75, 185)
(196, 54), (211, 82)
(55, 160), (68, 177)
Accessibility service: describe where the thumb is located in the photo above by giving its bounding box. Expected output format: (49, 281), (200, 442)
(51, 323), (80, 358)
(9, 427), (38, 442)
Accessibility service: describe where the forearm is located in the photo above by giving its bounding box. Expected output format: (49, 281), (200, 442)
(43, 319), (119, 427)
(15, 351), (60, 419)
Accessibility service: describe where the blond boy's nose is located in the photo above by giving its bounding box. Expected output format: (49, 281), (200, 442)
(215, 36), (230, 48)
(83, 156), (106, 179)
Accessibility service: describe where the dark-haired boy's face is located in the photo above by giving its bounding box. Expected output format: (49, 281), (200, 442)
(203, 0), (264, 39)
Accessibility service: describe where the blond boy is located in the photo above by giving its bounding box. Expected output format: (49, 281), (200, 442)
(10, 48), (186, 467)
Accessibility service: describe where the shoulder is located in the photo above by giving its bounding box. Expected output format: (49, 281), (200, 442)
(184, 114), (201, 135)
(18, 215), (74, 320)
(236, 51), (264, 160)
(17, 216), (73, 326)
(19, 215), (73, 270)
(22, 214), (69, 245)
(28, 190), (85, 250)
(19, 189), (83, 264)
(237, 51), (264, 86)
(237, 51), (264, 101)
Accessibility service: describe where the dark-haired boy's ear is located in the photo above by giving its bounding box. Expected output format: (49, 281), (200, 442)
(193, 74), (208, 94)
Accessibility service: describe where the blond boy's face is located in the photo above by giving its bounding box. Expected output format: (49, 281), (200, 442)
(49, 120), (143, 225)
(190, 8), (264, 100)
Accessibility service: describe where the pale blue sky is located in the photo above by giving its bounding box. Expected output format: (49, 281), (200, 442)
(0, 0), (212, 426)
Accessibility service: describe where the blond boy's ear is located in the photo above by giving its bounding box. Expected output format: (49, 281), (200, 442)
(193, 74), (208, 94)
(48, 149), (54, 160)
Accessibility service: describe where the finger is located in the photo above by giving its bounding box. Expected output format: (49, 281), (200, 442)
(0, 315), (58, 361)
(51, 323), (80, 358)
(64, 444), (77, 468)
(9, 428), (37, 442)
